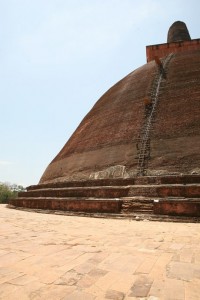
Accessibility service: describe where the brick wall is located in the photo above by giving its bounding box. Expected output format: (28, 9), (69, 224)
(146, 39), (200, 62)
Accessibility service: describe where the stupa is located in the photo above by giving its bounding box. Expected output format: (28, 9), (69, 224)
(9, 21), (200, 219)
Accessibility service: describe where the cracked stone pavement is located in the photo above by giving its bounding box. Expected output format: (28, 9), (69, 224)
(0, 204), (200, 299)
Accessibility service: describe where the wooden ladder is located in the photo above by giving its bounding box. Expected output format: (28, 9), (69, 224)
(136, 53), (174, 176)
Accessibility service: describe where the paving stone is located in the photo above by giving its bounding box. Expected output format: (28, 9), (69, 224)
(74, 262), (95, 274)
(34, 267), (64, 284)
(0, 250), (9, 257)
(105, 289), (125, 300)
(167, 261), (195, 281)
(62, 289), (95, 300)
(0, 252), (27, 268)
(5, 280), (46, 300)
(58, 252), (94, 273)
(169, 243), (184, 250)
(30, 284), (75, 300)
(88, 268), (108, 278)
(0, 205), (200, 299)
(129, 275), (153, 297)
(0, 270), (25, 285)
(0, 282), (21, 299)
(148, 252), (173, 279)
(185, 279), (200, 300)
(171, 253), (180, 262)
(109, 274), (136, 294)
(85, 283), (105, 299)
(194, 265), (200, 279)
(163, 278), (185, 300)
(135, 256), (158, 274)
(194, 252), (200, 263)
(87, 252), (109, 265)
(7, 274), (37, 286)
(180, 249), (194, 263)
(77, 274), (96, 288)
(95, 270), (122, 291)
(149, 279), (165, 298)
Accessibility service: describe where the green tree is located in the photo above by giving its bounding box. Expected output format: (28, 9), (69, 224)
(0, 184), (18, 204)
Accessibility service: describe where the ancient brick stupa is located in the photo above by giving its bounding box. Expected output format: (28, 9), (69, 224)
(10, 21), (200, 219)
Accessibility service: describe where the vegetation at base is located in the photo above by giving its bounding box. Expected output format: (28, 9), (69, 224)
(0, 183), (25, 204)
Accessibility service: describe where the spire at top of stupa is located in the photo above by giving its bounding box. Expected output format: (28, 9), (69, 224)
(167, 21), (191, 43)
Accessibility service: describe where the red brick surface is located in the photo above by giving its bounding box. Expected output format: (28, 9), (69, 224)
(9, 175), (200, 217)
(40, 49), (200, 183)
(10, 198), (122, 213)
(154, 201), (200, 217)
(146, 39), (200, 62)
(40, 62), (156, 183)
(9, 24), (200, 218)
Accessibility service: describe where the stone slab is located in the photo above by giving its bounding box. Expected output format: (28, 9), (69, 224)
(0, 204), (200, 299)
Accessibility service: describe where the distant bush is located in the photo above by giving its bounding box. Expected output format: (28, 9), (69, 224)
(0, 184), (18, 204)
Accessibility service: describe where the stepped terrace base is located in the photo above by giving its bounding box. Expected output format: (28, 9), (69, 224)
(9, 198), (122, 213)
(154, 199), (200, 217)
(9, 175), (200, 220)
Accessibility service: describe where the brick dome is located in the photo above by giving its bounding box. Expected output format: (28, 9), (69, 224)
(9, 22), (200, 219)
(40, 23), (200, 184)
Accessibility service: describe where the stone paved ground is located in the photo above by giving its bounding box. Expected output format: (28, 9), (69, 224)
(0, 205), (200, 300)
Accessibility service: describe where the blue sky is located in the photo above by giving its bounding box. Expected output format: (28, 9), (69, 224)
(0, 0), (199, 186)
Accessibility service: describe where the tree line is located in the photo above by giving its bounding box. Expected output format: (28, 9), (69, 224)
(0, 183), (25, 204)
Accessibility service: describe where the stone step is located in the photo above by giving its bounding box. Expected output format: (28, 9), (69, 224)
(121, 196), (200, 214)
(153, 198), (200, 217)
(27, 178), (135, 190)
(9, 197), (122, 213)
(26, 175), (200, 191)
(19, 186), (130, 199)
(121, 196), (154, 213)
(20, 183), (200, 200)
(9, 195), (200, 217)
(8, 202), (200, 223)
(128, 184), (200, 198)
(134, 175), (200, 185)
(10, 175), (200, 218)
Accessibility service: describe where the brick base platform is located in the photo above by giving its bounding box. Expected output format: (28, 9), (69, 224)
(9, 175), (200, 219)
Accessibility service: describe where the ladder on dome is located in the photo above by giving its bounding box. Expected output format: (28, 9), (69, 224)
(136, 53), (174, 176)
